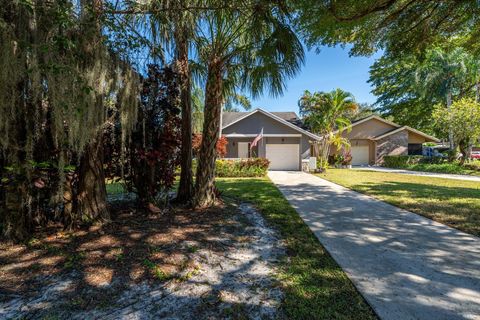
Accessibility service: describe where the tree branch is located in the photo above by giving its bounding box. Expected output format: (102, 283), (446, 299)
(329, 0), (399, 22)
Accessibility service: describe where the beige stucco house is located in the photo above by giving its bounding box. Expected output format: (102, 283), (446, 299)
(332, 115), (440, 165)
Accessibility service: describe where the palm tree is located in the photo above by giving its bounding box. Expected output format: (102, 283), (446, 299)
(126, 0), (199, 203)
(299, 88), (358, 169)
(191, 86), (205, 134)
(415, 47), (472, 149)
(148, 0), (198, 203)
(223, 93), (252, 112)
(193, 2), (304, 207)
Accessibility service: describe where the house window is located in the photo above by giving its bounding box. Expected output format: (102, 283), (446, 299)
(408, 144), (423, 155)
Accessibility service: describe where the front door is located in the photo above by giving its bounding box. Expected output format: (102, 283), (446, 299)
(238, 142), (250, 158)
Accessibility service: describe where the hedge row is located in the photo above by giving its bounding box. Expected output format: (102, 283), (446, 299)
(383, 155), (446, 168)
(382, 155), (423, 168)
(192, 158), (270, 177)
(216, 158), (270, 177)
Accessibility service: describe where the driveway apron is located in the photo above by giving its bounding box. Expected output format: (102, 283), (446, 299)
(268, 171), (480, 320)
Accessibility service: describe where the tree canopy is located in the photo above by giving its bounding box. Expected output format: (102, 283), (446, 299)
(433, 98), (480, 163)
(294, 0), (480, 57)
(369, 45), (480, 134)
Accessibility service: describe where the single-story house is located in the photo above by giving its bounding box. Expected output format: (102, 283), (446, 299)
(220, 109), (439, 170)
(331, 115), (440, 165)
(221, 108), (321, 170)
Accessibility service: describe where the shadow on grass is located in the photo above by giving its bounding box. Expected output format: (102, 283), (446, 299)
(350, 180), (480, 236)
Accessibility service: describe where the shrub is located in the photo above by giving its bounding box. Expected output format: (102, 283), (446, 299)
(383, 155), (447, 168)
(216, 158), (270, 177)
(192, 134), (228, 158)
(464, 160), (480, 172)
(342, 151), (352, 165)
(383, 155), (423, 168)
(191, 158), (270, 177)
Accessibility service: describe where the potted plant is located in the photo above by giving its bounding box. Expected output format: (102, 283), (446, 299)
(342, 151), (352, 169)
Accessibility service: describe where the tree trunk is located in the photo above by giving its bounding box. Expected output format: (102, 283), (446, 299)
(193, 59), (223, 208)
(446, 91), (454, 150)
(476, 81), (480, 103)
(70, 0), (108, 226)
(175, 31), (194, 203)
(73, 135), (109, 226)
(458, 139), (469, 165)
(1, 182), (29, 241)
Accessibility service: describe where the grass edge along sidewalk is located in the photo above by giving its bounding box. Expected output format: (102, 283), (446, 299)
(217, 177), (377, 320)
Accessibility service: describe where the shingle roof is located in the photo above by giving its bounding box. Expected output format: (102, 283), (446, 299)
(222, 111), (301, 127)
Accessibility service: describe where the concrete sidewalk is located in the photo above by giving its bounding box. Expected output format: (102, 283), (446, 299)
(268, 171), (480, 320)
(352, 166), (480, 182)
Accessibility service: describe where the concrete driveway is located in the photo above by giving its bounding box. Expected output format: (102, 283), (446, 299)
(268, 171), (480, 320)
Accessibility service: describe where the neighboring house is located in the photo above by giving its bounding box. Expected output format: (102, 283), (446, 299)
(332, 115), (440, 165)
(221, 108), (320, 170)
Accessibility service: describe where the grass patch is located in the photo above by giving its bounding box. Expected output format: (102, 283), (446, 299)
(318, 169), (480, 237)
(217, 177), (377, 320)
(106, 182), (126, 195)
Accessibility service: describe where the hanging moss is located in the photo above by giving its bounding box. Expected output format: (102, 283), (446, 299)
(0, 0), (140, 240)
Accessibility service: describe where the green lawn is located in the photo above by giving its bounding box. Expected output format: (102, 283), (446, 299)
(318, 169), (480, 237)
(217, 178), (377, 320)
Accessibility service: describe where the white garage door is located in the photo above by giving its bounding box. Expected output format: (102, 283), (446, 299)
(266, 144), (300, 170)
(351, 145), (370, 165)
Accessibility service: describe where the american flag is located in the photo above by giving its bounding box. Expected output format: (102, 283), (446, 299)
(250, 128), (263, 149)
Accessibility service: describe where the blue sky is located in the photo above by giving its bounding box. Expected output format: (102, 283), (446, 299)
(252, 45), (383, 114)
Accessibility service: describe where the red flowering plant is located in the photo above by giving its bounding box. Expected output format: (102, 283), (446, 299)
(192, 133), (228, 158)
(125, 65), (181, 208)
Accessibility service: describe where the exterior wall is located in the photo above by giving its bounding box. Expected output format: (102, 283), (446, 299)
(408, 131), (428, 144)
(345, 118), (397, 139)
(223, 112), (299, 135)
(225, 137), (258, 158)
(375, 130), (408, 164)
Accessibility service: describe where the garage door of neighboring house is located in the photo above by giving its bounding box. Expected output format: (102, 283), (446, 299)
(351, 145), (370, 165)
(266, 144), (299, 170)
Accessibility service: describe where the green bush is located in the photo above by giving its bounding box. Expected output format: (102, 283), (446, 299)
(383, 155), (447, 168)
(382, 156), (480, 175)
(216, 158), (270, 177)
(383, 155), (423, 167)
(464, 160), (480, 172)
(191, 158), (270, 177)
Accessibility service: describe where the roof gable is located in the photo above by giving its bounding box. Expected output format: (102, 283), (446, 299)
(339, 115), (439, 142)
(221, 108), (320, 140)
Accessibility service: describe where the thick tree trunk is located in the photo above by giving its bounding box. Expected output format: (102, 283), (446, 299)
(73, 135), (109, 226)
(175, 32), (194, 203)
(193, 59), (223, 208)
(1, 182), (29, 241)
(70, 0), (108, 226)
